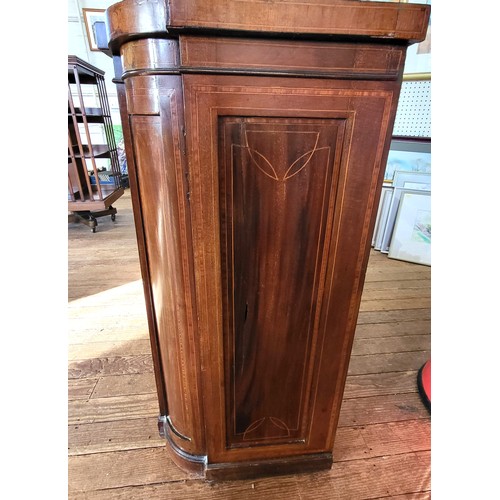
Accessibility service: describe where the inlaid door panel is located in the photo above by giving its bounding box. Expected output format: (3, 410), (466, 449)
(219, 117), (344, 448)
(183, 74), (398, 462)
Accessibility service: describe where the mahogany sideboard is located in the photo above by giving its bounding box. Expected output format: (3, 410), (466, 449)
(105, 0), (430, 481)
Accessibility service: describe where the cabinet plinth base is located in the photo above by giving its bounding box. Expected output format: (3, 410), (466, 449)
(204, 453), (333, 482)
(161, 414), (332, 481)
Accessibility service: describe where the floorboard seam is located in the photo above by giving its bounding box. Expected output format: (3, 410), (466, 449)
(350, 350), (429, 358)
(342, 390), (419, 400)
(68, 444), (165, 457)
(333, 449), (431, 465)
(337, 416), (430, 429)
(368, 489), (430, 500)
(347, 369), (427, 376)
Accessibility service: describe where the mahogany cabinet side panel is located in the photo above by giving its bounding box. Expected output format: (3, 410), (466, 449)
(114, 76), (168, 416)
(184, 75), (399, 463)
(127, 76), (204, 457)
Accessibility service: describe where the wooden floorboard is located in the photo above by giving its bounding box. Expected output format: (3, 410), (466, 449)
(355, 320), (431, 339)
(68, 190), (431, 498)
(68, 393), (159, 425)
(343, 371), (420, 399)
(351, 334), (430, 355)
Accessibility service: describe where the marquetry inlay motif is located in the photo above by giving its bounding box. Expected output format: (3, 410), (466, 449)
(234, 129), (330, 182)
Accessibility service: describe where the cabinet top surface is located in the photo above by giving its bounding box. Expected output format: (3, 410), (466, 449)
(106, 0), (430, 53)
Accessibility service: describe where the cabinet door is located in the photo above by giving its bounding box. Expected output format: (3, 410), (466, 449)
(183, 74), (398, 463)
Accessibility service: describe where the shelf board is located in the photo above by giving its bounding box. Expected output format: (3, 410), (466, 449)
(68, 144), (112, 159)
(68, 72), (99, 86)
(68, 107), (111, 124)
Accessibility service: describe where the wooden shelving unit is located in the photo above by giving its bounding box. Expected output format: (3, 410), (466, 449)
(68, 55), (123, 232)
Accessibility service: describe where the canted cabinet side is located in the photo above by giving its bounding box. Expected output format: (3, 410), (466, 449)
(106, 0), (429, 482)
(122, 40), (206, 471)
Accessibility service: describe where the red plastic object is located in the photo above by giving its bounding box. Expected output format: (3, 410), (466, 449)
(417, 359), (431, 411)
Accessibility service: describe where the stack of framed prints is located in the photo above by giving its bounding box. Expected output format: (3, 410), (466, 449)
(380, 171), (431, 254)
(372, 170), (431, 266)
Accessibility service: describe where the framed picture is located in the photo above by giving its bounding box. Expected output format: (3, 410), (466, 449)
(393, 170), (431, 191)
(384, 139), (431, 182)
(388, 192), (431, 266)
(372, 183), (394, 249)
(379, 172), (430, 253)
(82, 8), (106, 52)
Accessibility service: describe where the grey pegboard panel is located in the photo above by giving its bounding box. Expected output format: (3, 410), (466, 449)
(393, 80), (431, 138)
